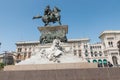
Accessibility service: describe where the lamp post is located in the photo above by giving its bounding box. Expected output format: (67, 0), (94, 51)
(4, 51), (8, 66)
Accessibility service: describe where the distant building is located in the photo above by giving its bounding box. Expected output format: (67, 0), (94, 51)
(0, 52), (16, 65)
(15, 30), (120, 67)
(89, 42), (107, 67)
(99, 30), (120, 66)
(15, 38), (90, 62)
(0, 54), (4, 63)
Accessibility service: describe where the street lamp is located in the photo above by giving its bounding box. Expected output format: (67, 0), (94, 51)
(4, 51), (8, 66)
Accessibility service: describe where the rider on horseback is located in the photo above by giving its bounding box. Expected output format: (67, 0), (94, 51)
(44, 5), (52, 20)
(33, 5), (61, 26)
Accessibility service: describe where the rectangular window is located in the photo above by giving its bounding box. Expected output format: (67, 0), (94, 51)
(78, 50), (81, 57)
(18, 48), (22, 52)
(91, 52), (93, 57)
(107, 37), (114, 40)
(74, 50), (77, 55)
(108, 42), (113, 47)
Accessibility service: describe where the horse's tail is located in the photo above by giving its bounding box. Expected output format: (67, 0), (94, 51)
(33, 15), (42, 19)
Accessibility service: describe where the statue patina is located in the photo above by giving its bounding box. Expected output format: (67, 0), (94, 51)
(33, 5), (61, 26)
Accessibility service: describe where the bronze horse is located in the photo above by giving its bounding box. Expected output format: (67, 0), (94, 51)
(33, 6), (61, 26)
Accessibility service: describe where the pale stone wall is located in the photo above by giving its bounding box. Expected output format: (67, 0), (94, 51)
(1, 67), (120, 80)
(4, 62), (97, 71)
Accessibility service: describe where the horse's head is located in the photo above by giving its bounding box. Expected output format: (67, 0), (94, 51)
(53, 7), (61, 13)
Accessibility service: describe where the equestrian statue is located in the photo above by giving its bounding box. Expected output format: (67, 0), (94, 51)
(33, 5), (62, 26)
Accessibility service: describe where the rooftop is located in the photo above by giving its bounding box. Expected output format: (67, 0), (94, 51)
(99, 30), (120, 38)
(16, 38), (90, 45)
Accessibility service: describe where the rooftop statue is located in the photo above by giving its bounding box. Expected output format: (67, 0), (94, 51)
(33, 5), (62, 26)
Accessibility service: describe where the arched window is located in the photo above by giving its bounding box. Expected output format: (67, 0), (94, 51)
(93, 60), (97, 63)
(112, 56), (118, 66)
(87, 60), (90, 63)
(98, 59), (103, 67)
(103, 59), (108, 67)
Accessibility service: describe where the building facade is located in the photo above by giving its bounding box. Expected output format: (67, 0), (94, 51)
(99, 30), (120, 66)
(15, 30), (120, 67)
(0, 52), (16, 65)
(15, 38), (90, 63)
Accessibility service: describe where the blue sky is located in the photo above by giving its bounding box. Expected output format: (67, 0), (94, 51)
(0, 0), (120, 53)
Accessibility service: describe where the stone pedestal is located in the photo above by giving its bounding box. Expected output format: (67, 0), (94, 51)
(4, 62), (97, 71)
(38, 25), (68, 44)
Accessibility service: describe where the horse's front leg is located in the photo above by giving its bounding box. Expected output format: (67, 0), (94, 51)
(44, 23), (47, 26)
(57, 17), (62, 25)
(44, 22), (49, 26)
(58, 21), (61, 25)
